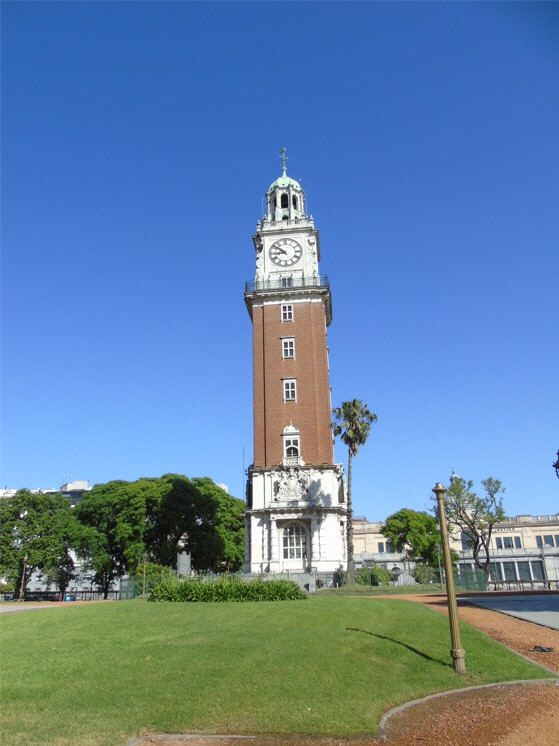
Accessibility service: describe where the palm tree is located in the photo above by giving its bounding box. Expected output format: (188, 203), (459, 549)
(332, 400), (378, 584)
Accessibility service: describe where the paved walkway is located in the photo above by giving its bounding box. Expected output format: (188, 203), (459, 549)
(466, 592), (559, 630)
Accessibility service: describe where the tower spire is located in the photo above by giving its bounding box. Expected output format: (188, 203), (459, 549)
(280, 147), (288, 175)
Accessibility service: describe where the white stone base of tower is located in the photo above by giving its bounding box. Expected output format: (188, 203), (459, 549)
(244, 464), (347, 574)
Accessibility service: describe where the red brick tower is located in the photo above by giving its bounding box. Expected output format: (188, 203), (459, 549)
(244, 152), (346, 575)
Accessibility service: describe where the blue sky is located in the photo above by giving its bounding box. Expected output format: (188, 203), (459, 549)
(2, 1), (558, 519)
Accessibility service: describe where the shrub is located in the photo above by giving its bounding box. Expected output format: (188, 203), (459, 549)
(412, 564), (434, 584)
(149, 576), (306, 602)
(332, 566), (346, 587)
(355, 567), (392, 586)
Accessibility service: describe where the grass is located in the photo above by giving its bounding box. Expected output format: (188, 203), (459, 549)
(0, 595), (553, 745)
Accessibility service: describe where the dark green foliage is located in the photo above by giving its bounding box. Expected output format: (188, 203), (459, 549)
(382, 508), (441, 566)
(75, 474), (245, 597)
(149, 576), (306, 602)
(191, 478), (245, 572)
(131, 561), (175, 582)
(355, 566), (392, 586)
(411, 564), (434, 584)
(332, 566), (346, 587)
(0, 490), (78, 598)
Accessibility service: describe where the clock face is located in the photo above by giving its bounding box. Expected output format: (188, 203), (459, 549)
(269, 238), (303, 267)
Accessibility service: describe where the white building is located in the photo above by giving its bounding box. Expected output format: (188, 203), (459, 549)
(353, 513), (559, 588)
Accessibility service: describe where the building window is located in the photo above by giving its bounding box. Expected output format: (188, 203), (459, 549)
(283, 523), (307, 559)
(503, 562), (516, 581)
(282, 276), (293, 288)
(378, 542), (392, 553)
(496, 537), (503, 549)
(537, 535), (555, 548)
(282, 338), (295, 359)
(503, 536), (513, 549)
(281, 304), (294, 322)
(283, 379), (297, 401)
(281, 193), (288, 208)
(531, 561), (545, 581)
(515, 536), (521, 548)
(284, 437), (299, 458)
(461, 532), (473, 550)
(488, 562), (503, 582)
(292, 195), (298, 209)
(282, 424), (301, 463)
(517, 561), (531, 581)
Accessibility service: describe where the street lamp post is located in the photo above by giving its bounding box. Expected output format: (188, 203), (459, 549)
(433, 482), (466, 674)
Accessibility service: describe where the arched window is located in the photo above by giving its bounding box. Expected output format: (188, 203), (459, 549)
(285, 439), (299, 457)
(282, 424), (301, 462)
(281, 193), (288, 208)
(283, 523), (307, 559)
(292, 195), (298, 209)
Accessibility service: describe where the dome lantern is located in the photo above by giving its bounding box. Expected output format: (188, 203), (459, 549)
(265, 148), (306, 222)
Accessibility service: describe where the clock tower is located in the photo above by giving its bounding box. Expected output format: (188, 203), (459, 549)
(244, 151), (346, 575)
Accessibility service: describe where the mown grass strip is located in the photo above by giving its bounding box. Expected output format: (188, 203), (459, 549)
(0, 596), (551, 745)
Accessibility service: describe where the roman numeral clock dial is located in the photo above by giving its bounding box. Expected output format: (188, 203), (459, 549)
(269, 238), (303, 267)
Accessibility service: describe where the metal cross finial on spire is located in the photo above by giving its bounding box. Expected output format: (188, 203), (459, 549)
(280, 147), (288, 174)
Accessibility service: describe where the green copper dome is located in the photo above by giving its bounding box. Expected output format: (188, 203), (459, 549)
(267, 168), (304, 195)
(267, 148), (304, 194)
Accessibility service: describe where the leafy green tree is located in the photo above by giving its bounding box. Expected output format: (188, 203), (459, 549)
(75, 475), (245, 596)
(0, 490), (77, 599)
(74, 478), (164, 598)
(382, 508), (441, 567)
(191, 478), (245, 571)
(332, 399), (377, 584)
(442, 476), (505, 583)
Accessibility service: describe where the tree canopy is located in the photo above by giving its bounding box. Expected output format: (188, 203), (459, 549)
(382, 508), (441, 567)
(75, 474), (245, 596)
(442, 476), (505, 582)
(0, 490), (78, 598)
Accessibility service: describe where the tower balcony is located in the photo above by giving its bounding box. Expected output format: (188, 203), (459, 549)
(257, 216), (314, 230)
(245, 275), (330, 293)
(244, 275), (332, 325)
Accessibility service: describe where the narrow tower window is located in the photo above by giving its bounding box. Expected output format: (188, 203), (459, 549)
(283, 379), (297, 401)
(281, 194), (288, 208)
(282, 423), (301, 464)
(292, 195), (298, 209)
(281, 304), (294, 321)
(282, 338), (295, 359)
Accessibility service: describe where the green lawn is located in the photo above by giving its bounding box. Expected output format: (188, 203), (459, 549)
(0, 595), (553, 745)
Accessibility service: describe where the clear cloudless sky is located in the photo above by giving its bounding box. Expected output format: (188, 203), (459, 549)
(2, 1), (558, 520)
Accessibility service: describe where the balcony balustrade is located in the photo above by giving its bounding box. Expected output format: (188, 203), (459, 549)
(245, 275), (330, 293)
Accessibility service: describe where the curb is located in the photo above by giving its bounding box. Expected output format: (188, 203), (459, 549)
(376, 677), (559, 740)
